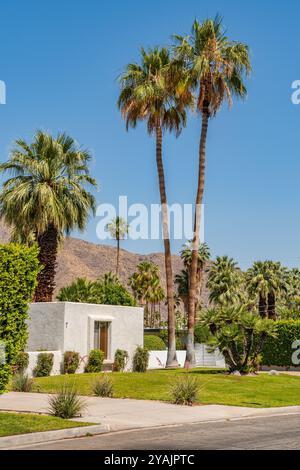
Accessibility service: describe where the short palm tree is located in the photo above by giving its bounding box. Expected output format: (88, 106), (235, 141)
(118, 47), (192, 367)
(174, 17), (251, 365)
(247, 261), (287, 319)
(0, 131), (97, 302)
(207, 256), (244, 307)
(106, 216), (129, 276)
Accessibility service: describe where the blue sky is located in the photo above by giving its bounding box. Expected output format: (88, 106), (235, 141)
(0, 0), (299, 269)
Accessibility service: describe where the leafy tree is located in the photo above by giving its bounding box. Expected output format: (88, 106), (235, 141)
(106, 217), (129, 277)
(174, 17), (251, 366)
(0, 131), (97, 302)
(203, 305), (277, 374)
(129, 261), (165, 327)
(118, 47), (193, 368)
(207, 256), (244, 307)
(58, 273), (136, 306)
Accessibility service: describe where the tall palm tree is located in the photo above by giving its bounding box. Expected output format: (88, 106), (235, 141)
(207, 256), (244, 307)
(247, 261), (287, 320)
(0, 131), (97, 302)
(106, 216), (129, 277)
(174, 17), (251, 365)
(118, 47), (192, 367)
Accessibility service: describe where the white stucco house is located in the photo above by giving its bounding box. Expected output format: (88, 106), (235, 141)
(25, 302), (144, 375)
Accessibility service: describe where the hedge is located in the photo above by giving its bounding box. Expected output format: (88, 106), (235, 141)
(0, 244), (40, 393)
(144, 335), (166, 351)
(262, 321), (300, 367)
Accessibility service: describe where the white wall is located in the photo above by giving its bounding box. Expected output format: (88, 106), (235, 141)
(148, 351), (187, 369)
(26, 302), (144, 372)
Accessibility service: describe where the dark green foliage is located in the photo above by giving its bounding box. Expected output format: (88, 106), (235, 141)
(262, 321), (300, 367)
(85, 349), (104, 373)
(159, 330), (185, 350)
(144, 335), (166, 351)
(132, 346), (149, 373)
(194, 324), (210, 344)
(63, 351), (80, 375)
(0, 244), (40, 394)
(58, 274), (136, 307)
(113, 349), (129, 372)
(14, 352), (29, 374)
(93, 375), (114, 397)
(34, 353), (54, 377)
(48, 386), (86, 419)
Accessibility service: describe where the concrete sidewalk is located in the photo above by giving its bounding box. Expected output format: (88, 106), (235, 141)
(1, 392), (300, 432)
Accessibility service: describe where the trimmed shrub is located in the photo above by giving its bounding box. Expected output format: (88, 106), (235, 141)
(14, 351), (29, 374)
(113, 349), (129, 372)
(64, 351), (80, 375)
(262, 321), (300, 367)
(170, 375), (199, 406)
(93, 375), (114, 397)
(48, 386), (86, 419)
(133, 346), (149, 373)
(159, 330), (185, 350)
(12, 373), (34, 392)
(0, 244), (40, 394)
(144, 335), (166, 351)
(85, 349), (105, 373)
(34, 353), (54, 377)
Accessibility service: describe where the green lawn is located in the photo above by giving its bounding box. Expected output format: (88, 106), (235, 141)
(0, 412), (92, 438)
(34, 368), (300, 408)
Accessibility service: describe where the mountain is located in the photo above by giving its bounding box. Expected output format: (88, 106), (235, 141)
(0, 222), (210, 316)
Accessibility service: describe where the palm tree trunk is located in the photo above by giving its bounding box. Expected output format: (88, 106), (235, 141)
(259, 295), (268, 318)
(34, 223), (58, 302)
(267, 293), (276, 320)
(155, 125), (178, 368)
(116, 237), (120, 277)
(185, 106), (209, 368)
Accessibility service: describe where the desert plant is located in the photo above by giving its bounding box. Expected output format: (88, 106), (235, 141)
(84, 349), (105, 373)
(92, 375), (114, 397)
(14, 351), (29, 374)
(48, 386), (86, 419)
(34, 353), (54, 377)
(132, 346), (149, 373)
(170, 375), (199, 406)
(144, 335), (166, 351)
(113, 349), (129, 372)
(63, 351), (80, 375)
(12, 372), (34, 392)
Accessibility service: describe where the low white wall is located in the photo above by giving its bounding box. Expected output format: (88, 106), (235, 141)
(148, 351), (187, 369)
(26, 351), (62, 378)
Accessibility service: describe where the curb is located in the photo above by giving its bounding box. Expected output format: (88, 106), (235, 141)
(0, 424), (110, 449)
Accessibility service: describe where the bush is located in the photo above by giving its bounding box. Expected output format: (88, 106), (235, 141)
(0, 244), (40, 394)
(113, 349), (129, 372)
(133, 346), (149, 373)
(194, 324), (210, 344)
(85, 349), (105, 373)
(93, 375), (114, 397)
(48, 386), (86, 419)
(170, 375), (199, 406)
(144, 335), (166, 351)
(262, 321), (300, 367)
(64, 351), (80, 375)
(12, 373), (34, 392)
(14, 351), (29, 374)
(58, 273), (136, 306)
(34, 353), (54, 377)
(159, 330), (185, 350)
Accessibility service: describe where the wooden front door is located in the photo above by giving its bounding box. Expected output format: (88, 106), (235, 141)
(94, 321), (109, 359)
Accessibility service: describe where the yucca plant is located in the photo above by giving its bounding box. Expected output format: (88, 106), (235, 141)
(48, 386), (86, 419)
(12, 373), (34, 393)
(170, 374), (199, 406)
(92, 375), (114, 397)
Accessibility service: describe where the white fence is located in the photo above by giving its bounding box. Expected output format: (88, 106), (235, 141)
(148, 345), (225, 370)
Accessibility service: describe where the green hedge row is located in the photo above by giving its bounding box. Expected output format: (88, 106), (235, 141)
(0, 244), (40, 393)
(262, 321), (300, 367)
